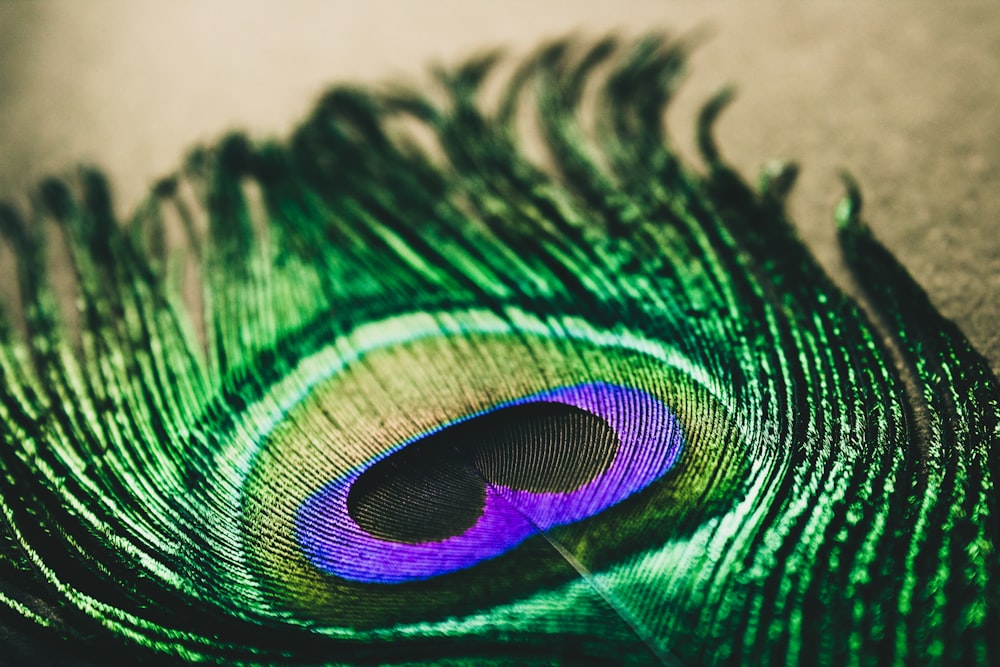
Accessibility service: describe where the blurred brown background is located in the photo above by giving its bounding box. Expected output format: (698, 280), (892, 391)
(1, 1), (998, 370)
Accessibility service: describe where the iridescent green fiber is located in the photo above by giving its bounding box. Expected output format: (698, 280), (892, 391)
(0, 36), (997, 665)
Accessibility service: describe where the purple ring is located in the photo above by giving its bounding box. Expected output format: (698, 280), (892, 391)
(295, 382), (683, 583)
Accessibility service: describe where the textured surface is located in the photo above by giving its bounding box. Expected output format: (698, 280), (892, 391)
(1, 2), (998, 371)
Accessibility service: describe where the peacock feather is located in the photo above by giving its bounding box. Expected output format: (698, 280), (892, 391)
(0, 36), (997, 665)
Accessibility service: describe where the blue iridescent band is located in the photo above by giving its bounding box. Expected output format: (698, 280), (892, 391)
(295, 382), (683, 583)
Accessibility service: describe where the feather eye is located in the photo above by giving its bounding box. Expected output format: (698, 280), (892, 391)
(237, 323), (744, 631)
(0, 35), (998, 665)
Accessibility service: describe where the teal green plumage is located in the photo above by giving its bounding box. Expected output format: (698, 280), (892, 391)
(0, 37), (997, 665)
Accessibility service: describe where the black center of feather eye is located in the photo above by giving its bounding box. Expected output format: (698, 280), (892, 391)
(346, 402), (620, 544)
